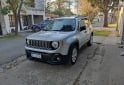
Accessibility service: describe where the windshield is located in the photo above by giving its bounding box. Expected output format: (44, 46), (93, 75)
(43, 19), (76, 32)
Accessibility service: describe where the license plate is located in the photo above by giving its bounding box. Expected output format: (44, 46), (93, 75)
(31, 52), (42, 59)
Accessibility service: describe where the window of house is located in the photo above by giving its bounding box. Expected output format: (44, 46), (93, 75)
(22, 16), (28, 26)
(9, 15), (15, 27)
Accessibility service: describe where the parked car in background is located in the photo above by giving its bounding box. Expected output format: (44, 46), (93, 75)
(30, 20), (52, 32)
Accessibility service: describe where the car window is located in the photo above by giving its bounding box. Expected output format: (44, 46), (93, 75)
(43, 19), (76, 32)
(82, 19), (90, 27)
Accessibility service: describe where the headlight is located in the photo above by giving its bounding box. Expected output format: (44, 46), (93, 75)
(51, 41), (59, 49)
(26, 39), (29, 45)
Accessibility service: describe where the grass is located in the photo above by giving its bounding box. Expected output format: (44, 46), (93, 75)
(0, 33), (23, 39)
(93, 30), (111, 37)
(108, 23), (117, 28)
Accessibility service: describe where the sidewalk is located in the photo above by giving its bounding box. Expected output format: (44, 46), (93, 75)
(93, 27), (121, 45)
(79, 33), (124, 85)
(93, 36), (120, 45)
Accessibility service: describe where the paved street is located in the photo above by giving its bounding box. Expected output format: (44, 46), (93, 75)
(0, 19), (124, 85)
(0, 43), (99, 85)
(0, 0), (123, 84)
(0, 32), (32, 65)
(0, 35), (124, 85)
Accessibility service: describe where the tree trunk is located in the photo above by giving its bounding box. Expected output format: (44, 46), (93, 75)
(18, 14), (22, 30)
(103, 10), (108, 27)
(14, 12), (18, 35)
(18, 0), (23, 31)
(0, 1), (7, 35)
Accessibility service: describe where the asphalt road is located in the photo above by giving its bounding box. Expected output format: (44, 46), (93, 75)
(0, 43), (99, 85)
(0, 32), (32, 65)
(0, 36), (123, 85)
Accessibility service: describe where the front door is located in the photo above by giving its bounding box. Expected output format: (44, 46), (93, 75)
(78, 20), (87, 48)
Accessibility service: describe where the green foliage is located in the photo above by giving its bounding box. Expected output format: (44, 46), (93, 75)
(88, 0), (119, 27)
(45, 2), (52, 13)
(93, 30), (111, 37)
(46, 0), (73, 16)
(24, 0), (34, 7)
(51, 10), (64, 16)
(6, 0), (19, 11)
(63, 9), (74, 15)
(0, 0), (34, 35)
(88, 0), (119, 11)
(0, 6), (10, 15)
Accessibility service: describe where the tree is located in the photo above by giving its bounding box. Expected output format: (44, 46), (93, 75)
(0, 0), (24, 35)
(49, 0), (73, 16)
(78, 0), (98, 21)
(0, 1), (8, 35)
(51, 9), (64, 16)
(45, 1), (53, 14)
(54, 0), (64, 10)
(88, 0), (119, 27)
(0, 0), (33, 35)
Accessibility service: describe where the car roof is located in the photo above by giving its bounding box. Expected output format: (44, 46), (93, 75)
(55, 15), (88, 20)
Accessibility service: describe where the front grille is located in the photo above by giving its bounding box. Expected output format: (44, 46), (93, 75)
(28, 40), (52, 50)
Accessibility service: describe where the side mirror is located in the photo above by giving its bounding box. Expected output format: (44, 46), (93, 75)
(80, 26), (86, 31)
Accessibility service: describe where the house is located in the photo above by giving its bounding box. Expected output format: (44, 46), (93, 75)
(0, 0), (45, 35)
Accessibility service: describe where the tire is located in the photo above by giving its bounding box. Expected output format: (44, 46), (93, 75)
(87, 35), (93, 46)
(68, 46), (78, 65)
(26, 51), (32, 60)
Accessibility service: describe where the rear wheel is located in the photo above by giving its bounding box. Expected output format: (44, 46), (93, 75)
(68, 46), (78, 65)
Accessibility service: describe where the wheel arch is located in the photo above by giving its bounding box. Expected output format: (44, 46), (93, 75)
(69, 40), (79, 51)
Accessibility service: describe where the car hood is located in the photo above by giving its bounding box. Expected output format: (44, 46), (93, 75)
(27, 31), (75, 41)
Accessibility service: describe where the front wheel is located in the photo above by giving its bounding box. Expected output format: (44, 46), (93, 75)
(87, 35), (93, 46)
(68, 46), (78, 65)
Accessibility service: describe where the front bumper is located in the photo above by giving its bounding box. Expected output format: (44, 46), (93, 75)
(25, 46), (69, 55)
(26, 50), (68, 64)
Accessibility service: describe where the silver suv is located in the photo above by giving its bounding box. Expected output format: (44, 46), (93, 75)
(25, 16), (93, 65)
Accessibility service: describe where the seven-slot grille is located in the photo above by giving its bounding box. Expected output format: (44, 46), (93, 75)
(28, 40), (52, 50)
